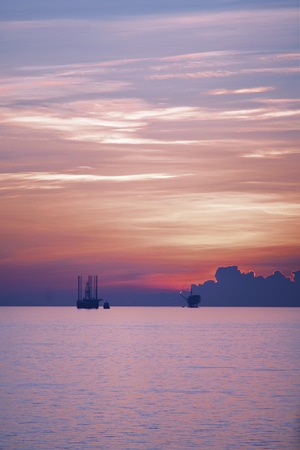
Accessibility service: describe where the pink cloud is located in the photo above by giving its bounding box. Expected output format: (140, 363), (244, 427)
(207, 87), (275, 95)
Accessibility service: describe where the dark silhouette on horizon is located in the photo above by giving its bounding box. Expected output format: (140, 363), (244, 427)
(0, 265), (299, 306)
(180, 288), (201, 308)
(188, 266), (300, 307)
(76, 275), (101, 309)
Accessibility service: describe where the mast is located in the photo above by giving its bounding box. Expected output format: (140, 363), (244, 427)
(95, 276), (98, 300)
(78, 276), (82, 301)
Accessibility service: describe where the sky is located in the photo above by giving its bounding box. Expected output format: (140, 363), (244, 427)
(0, 0), (299, 304)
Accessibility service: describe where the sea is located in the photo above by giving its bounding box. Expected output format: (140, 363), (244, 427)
(0, 307), (299, 450)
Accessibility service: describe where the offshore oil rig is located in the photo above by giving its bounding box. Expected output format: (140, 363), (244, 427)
(77, 275), (102, 309)
(180, 287), (201, 308)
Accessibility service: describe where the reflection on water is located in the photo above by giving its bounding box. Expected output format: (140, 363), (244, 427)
(0, 307), (299, 449)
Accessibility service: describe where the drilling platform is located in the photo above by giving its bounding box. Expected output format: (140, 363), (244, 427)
(76, 275), (102, 309)
(180, 287), (201, 308)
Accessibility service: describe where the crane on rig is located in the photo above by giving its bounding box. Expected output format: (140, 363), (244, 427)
(180, 287), (201, 308)
(77, 275), (101, 309)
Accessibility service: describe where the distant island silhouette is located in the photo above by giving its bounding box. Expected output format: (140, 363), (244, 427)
(185, 266), (300, 307)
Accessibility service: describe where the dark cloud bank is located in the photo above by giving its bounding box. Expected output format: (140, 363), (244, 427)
(190, 266), (300, 307)
(101, 267), (300, 307)
(139, 266), (300, 307)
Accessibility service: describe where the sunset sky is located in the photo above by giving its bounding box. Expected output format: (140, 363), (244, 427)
(1, 0), (299, 303)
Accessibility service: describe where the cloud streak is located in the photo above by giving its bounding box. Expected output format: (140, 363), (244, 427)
(0, 171), (183, 189)
(2, 99), (299, 148)
(207, 87), (275, 95)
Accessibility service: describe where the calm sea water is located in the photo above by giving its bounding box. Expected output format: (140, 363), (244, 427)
(0, 307), (299, 449)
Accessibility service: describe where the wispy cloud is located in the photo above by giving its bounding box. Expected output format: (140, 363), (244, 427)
(0, 171), (184, 190)
(207, 87), (275, 95)
(1, 101), (203, 144)
(2, 98), (299, 147)
(146, 67), (299, 80)
(240, 148), (300, 158)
